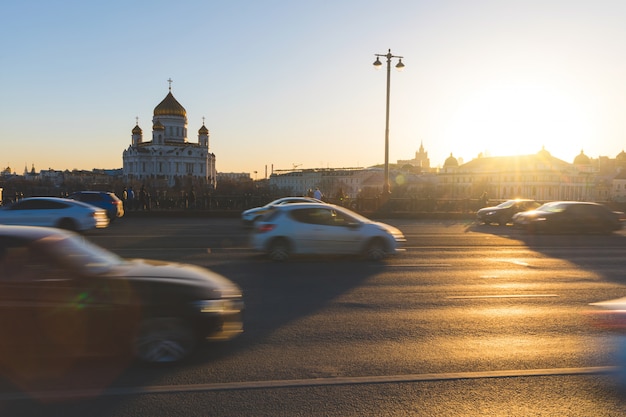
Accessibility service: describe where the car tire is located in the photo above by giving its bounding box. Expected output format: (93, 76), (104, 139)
(364, 238), (387, 261)
(57, 218), (78, 231)
(133, 317), (195, 363)
(498, 216), (508, 226)
(268, 238), (290, 261)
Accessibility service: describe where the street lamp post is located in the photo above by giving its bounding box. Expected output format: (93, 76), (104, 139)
(373, 49), (404, 196)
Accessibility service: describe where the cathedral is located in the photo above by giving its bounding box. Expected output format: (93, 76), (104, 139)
(122, 83), (216, 188)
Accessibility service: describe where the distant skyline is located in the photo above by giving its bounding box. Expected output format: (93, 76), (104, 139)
(2, 1), (626, 174)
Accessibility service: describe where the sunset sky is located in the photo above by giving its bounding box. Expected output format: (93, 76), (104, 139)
(2, 1), (626, 175)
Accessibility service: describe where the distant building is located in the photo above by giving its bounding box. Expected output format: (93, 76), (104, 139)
(1, 166), (15, 177)
(269, 167), (378, 199)
(397, 141), (431, 171)
(122, 83), (216, 188)
(437, 147), (595, 201)
(217, 172), (252, 182)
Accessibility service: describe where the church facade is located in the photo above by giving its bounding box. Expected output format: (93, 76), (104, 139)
(122, 86), (216, 188)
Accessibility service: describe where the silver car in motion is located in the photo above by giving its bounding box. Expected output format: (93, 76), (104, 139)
(0, 197), (109, 231)
(249, 202), (406, 261)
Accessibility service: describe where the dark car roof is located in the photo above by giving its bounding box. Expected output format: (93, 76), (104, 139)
(541, 201), (603, 208)
(533, 201), (616, 214)
(69, 191), (117, 196)
(0, 225), (72, 240)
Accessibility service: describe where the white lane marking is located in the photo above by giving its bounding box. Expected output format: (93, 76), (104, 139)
(0, 367), (615, 400)
(507, 260), (531, 267)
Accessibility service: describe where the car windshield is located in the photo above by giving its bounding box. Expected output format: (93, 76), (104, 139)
(332, 205), (370, 224)
(35, 233), (124, 274)
(268, 198), (307, 207)
(536, 202), (567, 213)
(496, 200), (516, 209)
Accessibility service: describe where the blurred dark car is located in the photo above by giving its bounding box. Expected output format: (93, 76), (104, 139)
(476, 199), (540, 226)
(0, 226), (243, 364)
(512, 201), (624, 234)
(67, 191), (124, 221)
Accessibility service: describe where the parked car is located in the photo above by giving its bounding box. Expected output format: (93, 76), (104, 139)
(0, 197), (109, 231)
(67, 191), (124, 221)
(0, 225), (243, 363)
(476, 199), (540, 226)
(512, 201), (624, 234)
(250, 202), (406, 261)
(241, 196), (322, 227)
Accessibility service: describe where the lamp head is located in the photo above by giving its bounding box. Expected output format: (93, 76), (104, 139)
(373, 57), (382, 69)
(395, 59), (405, 71)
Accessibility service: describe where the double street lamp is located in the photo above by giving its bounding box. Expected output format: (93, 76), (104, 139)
(373, 49), (405, 196)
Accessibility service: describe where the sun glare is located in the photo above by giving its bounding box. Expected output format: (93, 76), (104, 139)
(443, 82), (592, 159)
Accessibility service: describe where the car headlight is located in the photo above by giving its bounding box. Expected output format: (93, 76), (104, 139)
(193, 299), (243, 314)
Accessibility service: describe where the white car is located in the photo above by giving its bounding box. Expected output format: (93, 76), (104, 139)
(241, 196), (322, 227)
(0, 197), (109, 231)
(249, 202), (406, 261)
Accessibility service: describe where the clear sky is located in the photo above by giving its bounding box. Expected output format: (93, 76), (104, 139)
(2, 1), (626, 175)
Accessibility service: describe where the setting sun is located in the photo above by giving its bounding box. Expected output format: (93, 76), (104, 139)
(442, 81), (594, 160)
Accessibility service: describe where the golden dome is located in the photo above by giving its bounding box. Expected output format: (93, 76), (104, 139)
(153, 92), (186, 117)
(153, 119), (165, 130)
(444, 153), (459, 167)
(573, 150), (590, 165)
(198, 124), (209, 135)
(132, 124), (142, 134)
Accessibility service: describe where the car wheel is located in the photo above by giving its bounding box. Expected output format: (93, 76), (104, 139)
(58, 218), (77, 231)
(268, 238), (290, 261)
(364, 238), (387, 261)
(133, 317), (195, 363)
(498, 216), (508, 226)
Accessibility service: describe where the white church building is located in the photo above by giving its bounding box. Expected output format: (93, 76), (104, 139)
(122, 84), (217, 188)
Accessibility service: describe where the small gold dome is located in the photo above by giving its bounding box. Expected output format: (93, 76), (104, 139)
(132, 124), (142, 134)
(444, 153), (458, 167)
(153, 119), (165, 131)
(574, 150), (590, 165)
(198, 124), (209, 135)
(154, 92), (186, 117)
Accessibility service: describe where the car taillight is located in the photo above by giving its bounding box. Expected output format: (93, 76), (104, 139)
(257, 224), (276, 233)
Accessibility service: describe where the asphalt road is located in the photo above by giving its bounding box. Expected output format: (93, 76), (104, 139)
(2, 217), (626, 416)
